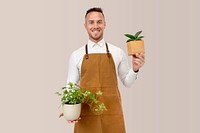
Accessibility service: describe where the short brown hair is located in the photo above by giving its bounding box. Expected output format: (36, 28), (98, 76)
(85, 7), (105, 18)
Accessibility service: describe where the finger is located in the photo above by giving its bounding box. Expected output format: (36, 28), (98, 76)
(136, 54), (145, 60)
(133, 60), (145, 68)
(133, 56), (145, 63)
(133, 54), (144, 59)
(139, 54), (145, 60)
(69, 121), (78, 124)
(68, 120), (76, 124)
(74, 119), (80, 123)
(133, 60), (142, 66)
(133, 58), (144, 64)
(138, 57), (145, 63)
(134, 53), (145, 59)
(68, 121), (73, 124)
(67, 117), (81, 124)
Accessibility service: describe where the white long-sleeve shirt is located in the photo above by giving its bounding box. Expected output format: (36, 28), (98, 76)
(67, 39), (138, 88)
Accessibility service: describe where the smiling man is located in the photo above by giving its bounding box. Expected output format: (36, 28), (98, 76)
(84, 9), (105, 43)
(67, 7), (145, 133)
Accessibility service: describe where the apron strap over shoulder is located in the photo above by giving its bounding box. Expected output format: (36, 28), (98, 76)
(105, 43), (110, 58)
(85, 44), (89, 59)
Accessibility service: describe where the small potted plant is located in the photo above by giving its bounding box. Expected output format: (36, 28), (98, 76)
(125, 30), (145, 56)
(55, 82), (107, 121)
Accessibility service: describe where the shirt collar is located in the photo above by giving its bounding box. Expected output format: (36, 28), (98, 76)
(87, 39), (105, 48)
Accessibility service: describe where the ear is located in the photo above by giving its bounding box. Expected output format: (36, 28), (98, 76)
(84, 22), (86, 29)
(104, 21), (106, 29)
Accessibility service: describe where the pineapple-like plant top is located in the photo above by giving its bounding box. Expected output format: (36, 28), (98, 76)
(125, 30), (144, 43)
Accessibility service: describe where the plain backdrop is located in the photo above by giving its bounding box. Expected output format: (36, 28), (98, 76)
(0, 0), (199, 133)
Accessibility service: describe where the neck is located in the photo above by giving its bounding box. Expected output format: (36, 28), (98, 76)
(89, 37), (103, 43)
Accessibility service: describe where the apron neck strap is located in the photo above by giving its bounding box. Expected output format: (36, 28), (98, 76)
(85, 44), (89, 59)
(105, 42), (110, 57)
(85, 42), (110, 59)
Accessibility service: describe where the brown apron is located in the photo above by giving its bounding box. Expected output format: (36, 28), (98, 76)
(74, 43), (126, 133)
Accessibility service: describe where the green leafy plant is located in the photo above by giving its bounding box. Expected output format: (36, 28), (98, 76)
(55, 82), (107, 113)
(125, 30), (144, 43)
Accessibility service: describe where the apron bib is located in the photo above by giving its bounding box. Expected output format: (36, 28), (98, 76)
(74, 43), (126, 133)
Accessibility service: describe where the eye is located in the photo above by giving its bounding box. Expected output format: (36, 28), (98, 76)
(97, 21), (102, 24)
(89, 21), (94, 24)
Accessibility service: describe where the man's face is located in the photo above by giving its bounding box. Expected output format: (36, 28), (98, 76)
(84, 11), (106, 43)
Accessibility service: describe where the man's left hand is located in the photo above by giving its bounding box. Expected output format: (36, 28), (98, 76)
(132, 53), (145, 72)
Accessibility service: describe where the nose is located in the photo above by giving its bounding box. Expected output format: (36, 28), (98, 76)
(94, 22), (99, 28)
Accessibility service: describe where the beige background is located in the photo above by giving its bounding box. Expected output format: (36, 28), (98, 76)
(0, 0), (199, 133)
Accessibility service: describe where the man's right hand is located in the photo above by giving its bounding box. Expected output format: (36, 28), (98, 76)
(67, 117), (81, 124)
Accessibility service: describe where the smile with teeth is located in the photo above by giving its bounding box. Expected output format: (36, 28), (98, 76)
(93, 30), (100, 33)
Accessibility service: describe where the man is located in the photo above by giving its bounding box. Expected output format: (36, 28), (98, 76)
(67, 7), (145, 133)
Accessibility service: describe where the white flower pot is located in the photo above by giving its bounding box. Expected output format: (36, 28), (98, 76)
(63, 103), (81, 121)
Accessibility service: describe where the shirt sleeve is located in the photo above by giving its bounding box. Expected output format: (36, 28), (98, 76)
(118, 49), (138, 88)
(67, 52), (80, 85)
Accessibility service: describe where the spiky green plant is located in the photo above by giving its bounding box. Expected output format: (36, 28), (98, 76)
(125, 30), (144, 43)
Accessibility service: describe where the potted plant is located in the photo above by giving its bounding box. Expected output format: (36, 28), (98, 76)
(55, 82), (107, 121)
(124, 30), (145, 56)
